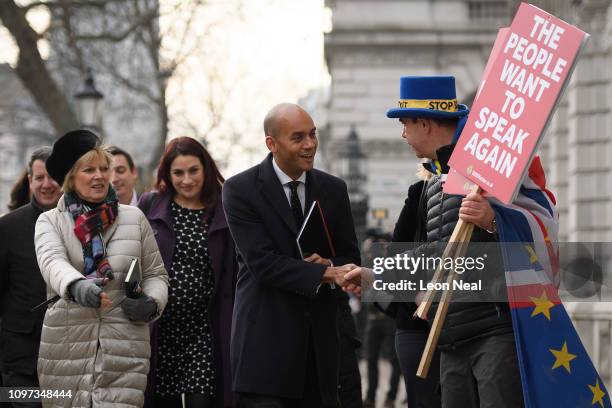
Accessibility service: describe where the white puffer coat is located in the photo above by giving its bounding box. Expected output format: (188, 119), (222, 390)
(34, 198), (168, 408)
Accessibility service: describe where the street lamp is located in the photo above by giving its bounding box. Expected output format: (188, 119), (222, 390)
(338, 125), (366, 193)
(337, 125), (369, 242)
(74, 68), (104, 133)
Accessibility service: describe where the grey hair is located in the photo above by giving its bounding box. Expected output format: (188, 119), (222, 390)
(27, 146), (52, 175)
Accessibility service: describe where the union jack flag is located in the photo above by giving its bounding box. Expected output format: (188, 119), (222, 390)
(492, 157), (610, 407)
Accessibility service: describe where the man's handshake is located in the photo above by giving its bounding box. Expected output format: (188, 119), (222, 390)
(322, 264), (374, 297)
(303, 253), (374, 296)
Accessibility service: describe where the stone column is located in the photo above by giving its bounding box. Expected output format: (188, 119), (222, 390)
(567, 0), (612, 242)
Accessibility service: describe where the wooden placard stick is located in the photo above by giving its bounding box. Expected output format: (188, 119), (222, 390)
(416, 221), (476, 378)
(414, 184), (482, 319)
(414, 220), (468, 319)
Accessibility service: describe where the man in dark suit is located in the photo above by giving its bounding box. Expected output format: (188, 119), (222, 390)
(0, 147), (62, 408)
(223, 103), (361, 407)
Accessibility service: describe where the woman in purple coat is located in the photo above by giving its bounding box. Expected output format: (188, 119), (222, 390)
(139, 137), (237, 408)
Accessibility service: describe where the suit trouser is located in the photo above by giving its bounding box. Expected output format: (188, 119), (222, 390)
(0, 329), (41, 408)
(1, 370), (42, 408)
(440, 333), (524, 408)
(236, 333), (337, 408)
(337, 330), (362, 408)
(366, 318), (401, 402)
(395, 329), (441, 408)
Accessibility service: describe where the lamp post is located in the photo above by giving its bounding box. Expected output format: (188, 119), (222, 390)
(74, 68), (104, 135)
(337, 125), (369, 242)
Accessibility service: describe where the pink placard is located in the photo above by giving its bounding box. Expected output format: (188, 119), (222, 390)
(444, 168), (478, 196)
(444, 27), (508, 197)
(475, 27), (510, 102)
(448, 2), (588, 204)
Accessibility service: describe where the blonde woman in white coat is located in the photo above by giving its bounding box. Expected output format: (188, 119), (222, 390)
(34, 130), (169, 408)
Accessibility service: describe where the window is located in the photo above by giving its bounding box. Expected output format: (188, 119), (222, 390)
(468, 0), (510, 22)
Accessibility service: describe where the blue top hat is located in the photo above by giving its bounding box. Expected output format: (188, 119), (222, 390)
(386, 76), (469, 119)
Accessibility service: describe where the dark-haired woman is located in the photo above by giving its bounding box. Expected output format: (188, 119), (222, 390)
(139, 137), (237, 408)
(7, 169), (30, 211)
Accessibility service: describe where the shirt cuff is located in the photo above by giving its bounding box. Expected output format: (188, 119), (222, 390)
(315, 260), (335, 294)
(328, 259), (335, 289)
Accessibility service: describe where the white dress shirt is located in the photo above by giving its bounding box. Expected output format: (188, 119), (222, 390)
(128, 190), (139, 206)
(272, 157), (306, 213)
(272, 157), (334, 289)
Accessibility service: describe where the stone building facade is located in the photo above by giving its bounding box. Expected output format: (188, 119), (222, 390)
(529, 0), (612, 243)
(324, 0), (509, 232)
(324, 0), (612, 243)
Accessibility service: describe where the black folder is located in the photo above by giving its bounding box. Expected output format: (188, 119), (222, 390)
(296, 201), (336, 260)
(125, 258), (142, 299)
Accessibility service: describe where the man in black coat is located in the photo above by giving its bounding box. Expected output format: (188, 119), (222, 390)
(0, 147), (62, 406)
(223, 103), (361, 408)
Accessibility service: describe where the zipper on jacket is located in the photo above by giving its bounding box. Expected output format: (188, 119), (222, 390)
(92, 313), (102, 394)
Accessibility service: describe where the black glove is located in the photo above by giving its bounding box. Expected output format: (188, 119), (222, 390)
(121, 294), (158, 322)
(69, 278), (104, 308)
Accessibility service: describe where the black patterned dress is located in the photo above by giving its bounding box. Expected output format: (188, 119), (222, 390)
(155, 201), (216, 397)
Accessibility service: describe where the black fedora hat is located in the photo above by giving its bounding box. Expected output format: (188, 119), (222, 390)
(46, 129), (100, 186)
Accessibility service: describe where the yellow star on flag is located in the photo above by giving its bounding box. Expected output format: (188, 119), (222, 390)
(588, 379), (606, 407)
(549, 342), (577, 373)
(524, 245), (538, 263)
(530, 290), (555, 320)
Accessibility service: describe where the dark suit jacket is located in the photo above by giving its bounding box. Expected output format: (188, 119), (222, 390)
(222, 153), (360, 404)
(0, 200), (47, 373)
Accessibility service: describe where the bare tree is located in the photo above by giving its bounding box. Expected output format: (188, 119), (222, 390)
(0, 0), (244, 181)
(0, 1), (79, 133)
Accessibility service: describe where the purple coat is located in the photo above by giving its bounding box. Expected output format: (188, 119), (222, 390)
(139, 191), (237, 407)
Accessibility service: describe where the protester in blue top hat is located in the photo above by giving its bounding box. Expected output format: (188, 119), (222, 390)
(344, 76), (523, 408)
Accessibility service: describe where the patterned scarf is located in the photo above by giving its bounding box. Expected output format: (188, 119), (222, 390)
(65, 187), (119, 280)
